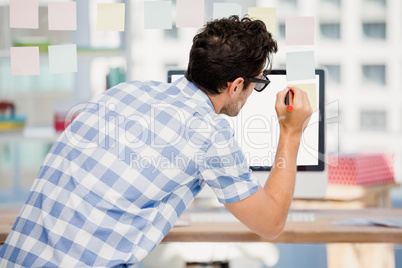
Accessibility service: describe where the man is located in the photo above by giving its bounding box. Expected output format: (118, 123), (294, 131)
(0, 15), (312, 267)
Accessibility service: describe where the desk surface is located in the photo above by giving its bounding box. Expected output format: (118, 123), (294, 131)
(163, 208), (402, 244)
(1, 208), (402, 245)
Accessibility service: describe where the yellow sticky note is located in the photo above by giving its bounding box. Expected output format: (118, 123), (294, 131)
(288, 83), (318, 112)
(248, 7), (276, 35)
(97, 3), (125, 31)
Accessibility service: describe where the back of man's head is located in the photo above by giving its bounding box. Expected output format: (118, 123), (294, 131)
(186, 15), (278, 95)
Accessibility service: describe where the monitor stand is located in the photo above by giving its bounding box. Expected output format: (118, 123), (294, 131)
(252, 166), (328, 199)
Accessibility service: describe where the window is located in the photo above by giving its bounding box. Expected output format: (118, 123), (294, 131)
(321, 0), (341, 6)
(279, 0), (298, 6)
(364, 0), (386, 5)
(362, 64), (386, 86)
(362, 22), (386, 39)
(278, 23), (286, 39)
(164, 26), (179, 40)
(324, 64), (341, 84)
(0, 59), (74, 94)
(360, 110), (387, 131)
(320, 23), (341, 39)
(277, 63), (286, 70)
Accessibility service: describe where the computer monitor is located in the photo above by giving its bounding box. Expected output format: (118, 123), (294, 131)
(168, 69), (327, 199)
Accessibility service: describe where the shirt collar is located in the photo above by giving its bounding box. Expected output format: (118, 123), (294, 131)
(174, 77), (215, 111)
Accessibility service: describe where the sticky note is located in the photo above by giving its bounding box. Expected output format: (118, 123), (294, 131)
(248, 7), (276, 35)
(286, 51), (315, 81)
(97, 3), (126, 31)
(286, 17), (314, 45)
(48, 2), (77, 31)
(288, 83), (317, 112)
(176, 0), (205, 28)
(10, 47), (40, 75)
(213, 3), (242, 20)
(10, 0), (38, 29)
(48, 44), (77, 74)
(144, 1), (172, 29)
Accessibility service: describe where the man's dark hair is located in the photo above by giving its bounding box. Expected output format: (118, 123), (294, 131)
(185, 15), (278, 95)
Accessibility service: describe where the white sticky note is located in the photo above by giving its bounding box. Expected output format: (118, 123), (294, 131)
(10, 0), (39, 29)
(286, 17), (314, 45)
(10, 47), (40, 75)
(48, 2), (77, 31)
(176, 0), (205, 28)
(286, 51), (315, 81)
(48, 44), (77, 74)
(213, 3), (242, 20)
(144, 1), (172, 29)
(288, 83), (317, 112)
(97, 3), (126, 31)
(248, 7), (276, 35)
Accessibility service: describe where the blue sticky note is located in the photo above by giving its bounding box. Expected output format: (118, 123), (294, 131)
(48, 44), (77, 74)
(213, 3), (242, 20)
(144, 1), (172, 29)
(286, 51), (315, 81)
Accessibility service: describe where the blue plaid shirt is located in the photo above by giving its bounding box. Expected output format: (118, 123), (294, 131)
(0, 78), (259, 267)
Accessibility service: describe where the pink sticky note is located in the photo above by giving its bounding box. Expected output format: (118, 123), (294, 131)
(10, 0), (39, 29)
(48, 2), (77, 31)
(286, 17), (314, 45)
(10, 47), (40, 75)
(176, 0), (205, 28)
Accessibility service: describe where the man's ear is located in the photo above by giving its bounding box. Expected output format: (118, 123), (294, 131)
(227, 77), (244, 98)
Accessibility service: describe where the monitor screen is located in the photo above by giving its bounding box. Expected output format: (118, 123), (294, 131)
(167, 69), (325, 172)
(233, 69), (325, 171)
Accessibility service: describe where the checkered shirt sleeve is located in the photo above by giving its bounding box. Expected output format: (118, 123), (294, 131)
(197, 116), (259, 204)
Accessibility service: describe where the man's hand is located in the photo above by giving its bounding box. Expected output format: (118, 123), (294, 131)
(275, 86), (313, 138)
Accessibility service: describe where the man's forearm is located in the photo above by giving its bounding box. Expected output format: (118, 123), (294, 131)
(224, 87), (312, 239)
(263, 132), (301, 223)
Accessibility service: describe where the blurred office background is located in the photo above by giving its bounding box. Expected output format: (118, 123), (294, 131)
(0, 0), (401, 267)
